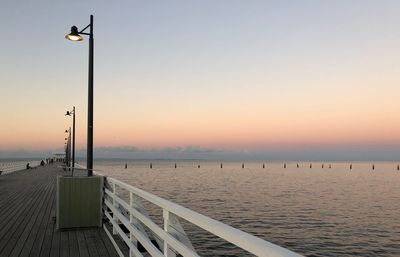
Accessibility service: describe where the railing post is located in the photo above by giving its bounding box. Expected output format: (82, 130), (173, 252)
(112, 183), (118, 235)
(129, 192), (137, 257)
(163, 209), (170, 257)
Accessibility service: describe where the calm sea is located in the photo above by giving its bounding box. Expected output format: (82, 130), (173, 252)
(92, 160), (399, 256)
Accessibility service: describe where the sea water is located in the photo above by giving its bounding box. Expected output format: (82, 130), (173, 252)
(90, 160), (399, 256)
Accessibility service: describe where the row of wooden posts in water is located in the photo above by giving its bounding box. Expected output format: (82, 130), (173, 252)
(124, 162), (400, 171)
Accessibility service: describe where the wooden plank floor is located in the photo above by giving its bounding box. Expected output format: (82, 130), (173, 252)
(0, 165), (121, 257)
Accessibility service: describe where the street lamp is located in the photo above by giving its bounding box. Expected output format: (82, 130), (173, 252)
(65, 128), (71, 168)
(66, 15), (94, 176)
(66, 107), (76, 174)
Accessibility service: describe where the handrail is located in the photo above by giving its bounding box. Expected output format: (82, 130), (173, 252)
(103, 175), (303, 257)
(104, 188), (200, 257)
(0, 160), (41, 175)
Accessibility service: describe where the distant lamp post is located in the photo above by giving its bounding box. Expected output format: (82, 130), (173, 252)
(66, 107), (76, 174)
(66, 15), (94, 176)
(64, 128), (71, 168)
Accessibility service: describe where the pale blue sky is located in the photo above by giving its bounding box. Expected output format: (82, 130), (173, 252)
(1, 1), (400, 159)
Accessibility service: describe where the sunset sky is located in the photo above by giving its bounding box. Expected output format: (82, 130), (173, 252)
(1, 1), (400, 159)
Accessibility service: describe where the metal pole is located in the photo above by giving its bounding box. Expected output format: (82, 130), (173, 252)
(66, 131), (68, 166)
(72, 106), (76, 175)
(65, 142), (68, 165)
(87, 15), (94, 176)
(69, 127), (72, 168)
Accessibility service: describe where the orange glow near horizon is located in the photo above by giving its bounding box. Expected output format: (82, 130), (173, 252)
(2, 76), (400, 152)
(1, 1), (400, 154)
(2, 77), (400, 152)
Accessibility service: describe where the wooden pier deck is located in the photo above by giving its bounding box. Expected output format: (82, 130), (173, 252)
(0, 165), (121, 257)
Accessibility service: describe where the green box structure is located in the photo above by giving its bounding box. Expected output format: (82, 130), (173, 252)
(57, 176), (103, 229)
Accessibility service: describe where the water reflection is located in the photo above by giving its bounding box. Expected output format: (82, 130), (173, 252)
(94, 161), (400, 257)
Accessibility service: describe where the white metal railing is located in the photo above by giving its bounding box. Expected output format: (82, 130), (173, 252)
(0, 160), (41, 175)
(102, 176), (303, 257)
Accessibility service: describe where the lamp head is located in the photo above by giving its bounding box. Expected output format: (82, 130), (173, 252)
(66, 111), (71, 116)
(65, 26), (83, 41)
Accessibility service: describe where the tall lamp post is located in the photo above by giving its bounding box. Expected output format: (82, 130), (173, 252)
(64, 129), (71, 167)
(66, 107), (76, 174)
(65, 15), (94, 176)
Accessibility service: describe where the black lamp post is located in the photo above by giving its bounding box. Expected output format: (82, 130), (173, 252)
(66, 15), (94, 176)
(66, 107), (76, 174)
(65, 128), (71, 168)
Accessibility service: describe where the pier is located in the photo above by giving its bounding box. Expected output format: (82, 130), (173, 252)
(0, 163), (302, 257)
(0, 165), (120, 257)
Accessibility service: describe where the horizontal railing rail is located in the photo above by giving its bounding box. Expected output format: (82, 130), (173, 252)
(0, 160), (41, 175)
(102, 175), (303, 257)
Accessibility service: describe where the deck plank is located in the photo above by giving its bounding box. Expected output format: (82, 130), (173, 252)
(0, 179), (49, 255)
(60, 231), (70, 257)
(28, 193), (56, 257)
(93, 228), (114, 257)
(68, 231), (80, 257)
(0, 177), (44, 234)
(76, 230), (90, 257)
(0, 165), (121, 257)
(84, 229), (100, 257)
(99, 226), (123, 257)
(50, 221), (60, 257)
(38, 199), (56, 257)
(9, 178), (54, 257)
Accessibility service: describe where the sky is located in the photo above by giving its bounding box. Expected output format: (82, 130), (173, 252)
(1, 1), (400, 160)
